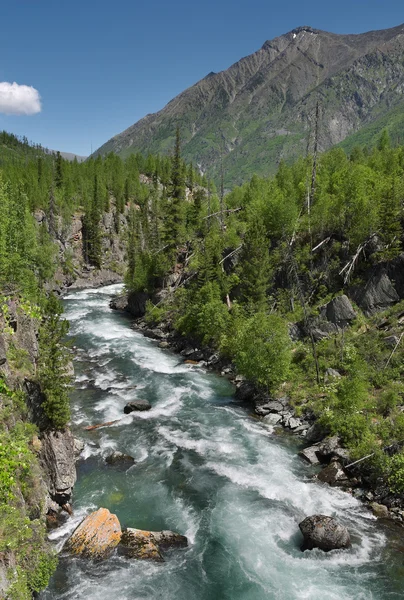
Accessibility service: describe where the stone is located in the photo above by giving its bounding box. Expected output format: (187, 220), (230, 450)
(299, 515), (351, 552)
(124, 399), (151, 413)
(264, 413), (282, 426)
(119, 528), (187, 561)
(370, 502), (389, 519)
(148, 530), (188, 551)
(324, 368), (342, 382)
(317, 461), (351, 487)
(40, 429), (77, 505)
(305, 422), (329, 443)
(288, 417), (302, 430)
(119, 529), (163, 561)
(316, 436), (345, 464)
(298, 445), (321, 465)
(181, 347), (195, 357)
(255, 406), (270, 417)
(324, 295), (356, 326)
(110, 293), (128, 311)
(64, 508), (122, 559)
(73, 437), (85, 457)
(351, 270), (399, 315)
(235, 381), (256, 403)
(262, 400), (284, 413)
(105, 451), (135, 467)
(159, 341), (170, 349)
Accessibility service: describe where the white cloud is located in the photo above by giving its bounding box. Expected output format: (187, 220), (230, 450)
(0, 81), (41, 115)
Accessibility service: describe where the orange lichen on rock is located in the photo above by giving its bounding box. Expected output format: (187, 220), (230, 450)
(119, 528), (164, 561)
(64, 508), (122, 559)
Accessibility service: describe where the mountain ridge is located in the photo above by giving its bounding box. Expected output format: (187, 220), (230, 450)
(94, 23), (404, 185)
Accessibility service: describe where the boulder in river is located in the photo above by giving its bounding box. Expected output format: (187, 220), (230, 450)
(119, 529), (163, 561)
(124, 399), (152, 413)
(105, 451), (135, 467)
(299, 515), (351, 552)
(119, 528), (188, 561)
(64, 508), (122, 559)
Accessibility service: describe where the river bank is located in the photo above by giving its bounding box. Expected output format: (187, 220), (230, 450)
(109, 296), (404, 526)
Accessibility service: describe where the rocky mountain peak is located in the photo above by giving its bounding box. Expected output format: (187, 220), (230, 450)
(93, 23), (404, 186)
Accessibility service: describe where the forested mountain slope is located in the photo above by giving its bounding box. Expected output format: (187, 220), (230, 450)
(94, 23), (404, 185)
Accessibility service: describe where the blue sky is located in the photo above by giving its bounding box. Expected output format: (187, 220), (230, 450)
(1, 0), (403, 156)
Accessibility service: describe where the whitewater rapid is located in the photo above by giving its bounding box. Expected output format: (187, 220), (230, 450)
(41, 284), (403, 600)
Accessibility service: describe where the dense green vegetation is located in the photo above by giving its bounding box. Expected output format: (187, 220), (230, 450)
(2, 123), (404, 594)
(133, 131), (404, 494)
(0, 380), (58, 599)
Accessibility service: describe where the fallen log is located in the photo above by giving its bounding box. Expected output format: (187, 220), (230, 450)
(84, 419), (121, 431)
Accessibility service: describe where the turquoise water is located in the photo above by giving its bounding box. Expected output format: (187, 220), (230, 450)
(41, 285), (404, 599)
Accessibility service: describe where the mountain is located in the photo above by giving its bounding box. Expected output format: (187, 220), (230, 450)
(93, 23), (404, 186)
(57, 151), (87, 162)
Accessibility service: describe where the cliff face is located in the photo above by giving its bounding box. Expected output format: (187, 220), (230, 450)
(0, 299), (76, 597)
(34, 201), (129, 294)
(93, 23), (404, 185)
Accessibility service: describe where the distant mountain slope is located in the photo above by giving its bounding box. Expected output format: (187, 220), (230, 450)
(94, 23), (404, 185)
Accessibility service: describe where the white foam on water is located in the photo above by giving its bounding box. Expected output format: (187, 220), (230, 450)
(48, 284), (399, 600)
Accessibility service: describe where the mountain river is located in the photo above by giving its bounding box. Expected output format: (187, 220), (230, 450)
(41, 284), (404, 599)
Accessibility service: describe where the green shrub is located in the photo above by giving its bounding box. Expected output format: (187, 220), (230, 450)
(232, 312), (291, 391)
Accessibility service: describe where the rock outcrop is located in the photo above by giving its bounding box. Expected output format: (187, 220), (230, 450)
(64, 508), (122, 559)
(39, 429), (77, 505)
(351, 269), (399, 315)
(299, 515), (351, 551)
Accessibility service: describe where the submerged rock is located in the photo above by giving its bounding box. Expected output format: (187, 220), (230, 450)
(299, 515), (351, 552)
(64, 508), (122, 559)
(124, 399), (152, 413)
(105, 451), (135, 467)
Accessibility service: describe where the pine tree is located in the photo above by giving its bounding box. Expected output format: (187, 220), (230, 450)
(239, 217), (271, 311)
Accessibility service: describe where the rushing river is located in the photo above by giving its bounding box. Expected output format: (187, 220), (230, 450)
(41, 284), (404, 600)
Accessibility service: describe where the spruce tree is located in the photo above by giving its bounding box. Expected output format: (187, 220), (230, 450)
(239, 217), (271, 311)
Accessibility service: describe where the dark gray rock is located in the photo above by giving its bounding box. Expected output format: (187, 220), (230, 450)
(298, 445), (321, 465)
(110, 291), (150, 318)
(105, 451), (135, 466)
(299, 515), (351, 551)
(235, 381), (256, 403)
(264, 413), (282, 426)
(323, 295), (357, 326)
(316, 436), (348, 463)
(124, 399), (152, 413)
(40, 429), (77, 505)
(289, 322), (304, 341)
(110, 293), (128, 311)
(262, 400), (284, 413)
(351, 270), (399, 315)
(317, 461), (351, 487)
(288, 417), (302, 430)
(306, 422), (329, 443)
